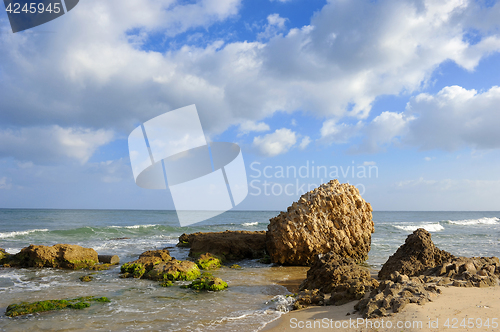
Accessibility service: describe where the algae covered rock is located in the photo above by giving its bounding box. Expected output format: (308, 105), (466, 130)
(378, 228), (454, 280)
(11, 244), (99, 269)
(79, 275), (93, 282)
(146, 260), (200, 281)
(5, 296), (110, 317)
(0, 248), (9, 265)
(120, 249), (200, 282)
(185, 272), (228, 291)
(178, 231), (267, 261)
(196, 253), (222, 270)
(266, 180), (374, 266)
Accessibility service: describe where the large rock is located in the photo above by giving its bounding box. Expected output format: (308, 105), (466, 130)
(299, 253), (379, 305)
(11, 244), (98, 269)
(266, 180), (374, 266)
(378, 228), (454, 280)
(178, 231), (267, 261)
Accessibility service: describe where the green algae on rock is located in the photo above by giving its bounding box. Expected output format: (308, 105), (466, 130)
(120, 249), (200, 282)
(185, 272), (228, 291)
(160, 280), (173, 287)
(5, 296), (110, 317)
(0, 248), (10, 265)
(230, 264), (242, 269)
(196, 253), (222, 270)
(79, 275), (94, 282)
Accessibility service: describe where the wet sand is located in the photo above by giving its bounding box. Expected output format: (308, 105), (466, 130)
(263, 285), (500, 332)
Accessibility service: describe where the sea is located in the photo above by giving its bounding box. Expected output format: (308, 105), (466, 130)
(0, 209), (499, 331)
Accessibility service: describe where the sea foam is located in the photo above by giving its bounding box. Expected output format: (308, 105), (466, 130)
(242, 222), (259, 226)
(394, 223), (444, 232)
(446, 217), (499, 226)
(0, 228), (49, 239)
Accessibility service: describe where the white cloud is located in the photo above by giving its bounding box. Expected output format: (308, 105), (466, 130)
(0, 126), (115, 164)
(363, 161), (376, 166)
(0, 0), (500, 153)
(253, 128), (297, 156)
(298, 136), (311, 150)
(258, 13), (288, 40)
(238, 120), (270, 135)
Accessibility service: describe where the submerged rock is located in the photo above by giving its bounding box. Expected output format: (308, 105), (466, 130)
(299, 252), (379, 305)
(5, 296), (110, 317)
(378, 229), (454, 280)
(178, 231), (267, 261)
(266, 180), (374, 266)
(10, 244), (99, 270)
(184, 272), (228, 291)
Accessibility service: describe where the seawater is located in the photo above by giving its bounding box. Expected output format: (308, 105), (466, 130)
(0, 209), (499, 331)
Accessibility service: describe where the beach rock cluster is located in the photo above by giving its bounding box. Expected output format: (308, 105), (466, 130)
(120, 249), (201, 282)
(266, 180), (374, 266)
(378, 228), (454, 280)
(293, 289), (325, 309)
(299, 253), (379, 305)
(183, 272), (228, 291)
(178, 230), (267, 261)
(6, 244), (99, 269)
(355, 273), (441, 318)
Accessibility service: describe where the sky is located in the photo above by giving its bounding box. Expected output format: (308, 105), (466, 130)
(1, 0), (500, 211)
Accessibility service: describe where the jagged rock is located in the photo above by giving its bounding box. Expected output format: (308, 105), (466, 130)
(378, 229), (454, 280)
(427, 256), (499, 286)
(266, 180), (374, 266)
(178, 231), (267, 261)
(294, 289), (325, 309)
(355, 277), (441, 318)
(299, 253), (379, 301)
(10, 244), (99, 269)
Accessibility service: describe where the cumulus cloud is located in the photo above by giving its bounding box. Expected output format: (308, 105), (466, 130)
(238, 120), (270, 135)
(253, 128), (297, 156)
(1, 0), (499, 138)
(258, 13), (288, 40)
(0, 126), (115, 164)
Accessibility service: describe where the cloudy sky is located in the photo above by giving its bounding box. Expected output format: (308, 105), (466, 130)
(1, 0), (500, 211)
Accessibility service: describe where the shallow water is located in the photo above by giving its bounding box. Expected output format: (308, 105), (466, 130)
(0, 209), (499, 331)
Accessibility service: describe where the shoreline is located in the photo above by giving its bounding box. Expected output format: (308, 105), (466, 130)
(262, 285), (500, 332)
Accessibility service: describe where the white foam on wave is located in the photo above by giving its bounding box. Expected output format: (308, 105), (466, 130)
(108, 224), (158, 229)
(394, 223), (444, 232)
(242, 222), (259, 226)
(0, 228), (49, 239)
(447, 217), (499, 226)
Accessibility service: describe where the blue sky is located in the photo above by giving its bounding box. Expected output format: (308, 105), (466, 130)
(1, 0), (500, 211)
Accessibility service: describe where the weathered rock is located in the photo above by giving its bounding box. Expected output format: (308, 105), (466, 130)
(120, 249), (201, 282)
(183, 272), (228, 291)
(299, 253), (379, 303)
(98, 255), (119, 265)
(294, 289), (325, 309)
(79, 275), (93, 282)
(178, 231), (267, 261)
(196, 253), (222, 270)
(266, 180), (374, 266)
(145, 260), (200, 281)
(378, 229), (454, 280)
(0, 248), (9, 265)
(10, 244), (99, 269)
(355, 278), (441, 318)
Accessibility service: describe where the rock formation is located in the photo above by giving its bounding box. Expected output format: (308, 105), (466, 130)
(266, 180), (374, 266)
(355, 273), (441, 318)
(177, 230), (267, 261)
(299, 252), (379, 305)
(9, 244), (98, 269)
(378, 228), (454, 280)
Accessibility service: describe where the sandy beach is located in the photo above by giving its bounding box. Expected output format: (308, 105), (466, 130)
(263, 285), (500, 332)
